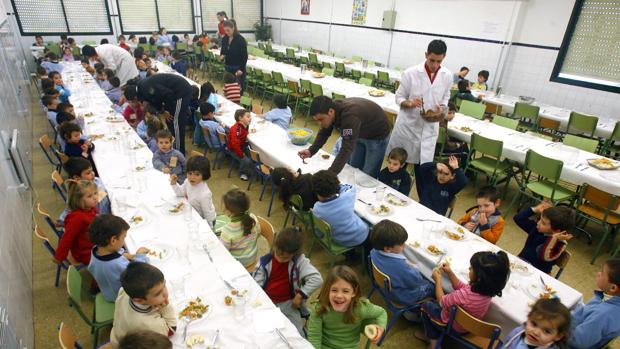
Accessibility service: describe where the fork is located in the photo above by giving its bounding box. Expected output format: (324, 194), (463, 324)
(275, 328), (294, 349)
(416, 218), (441, 223)
(202, 244), (213, 263)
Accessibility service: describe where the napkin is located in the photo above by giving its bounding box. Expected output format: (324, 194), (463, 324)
(253, 308), (285, 333)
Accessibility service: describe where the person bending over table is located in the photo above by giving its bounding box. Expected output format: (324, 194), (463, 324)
(219, 20), (248, 93)
(298, 96), (391, 177)
(82, 44), (138, 86)
(125, 73), (193, 155)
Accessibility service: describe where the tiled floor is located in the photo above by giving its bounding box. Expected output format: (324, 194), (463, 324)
(31, 73), (617, 349)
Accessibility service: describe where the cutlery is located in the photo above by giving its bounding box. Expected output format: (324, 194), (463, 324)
(539, 276), (550, 290)
(211, 329), (220, 348)
(275, 328), (294, 349)
(182, 318), (193, 342)
(357, 198), (371, 206)
(580, 166), (589, 172)
(416, 218), (441, 223)
(202, 244), (213, 263)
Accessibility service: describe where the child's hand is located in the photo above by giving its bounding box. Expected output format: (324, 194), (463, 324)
(534, 200), (553, 213)
(169, 174), (178, 184)
(478, 212), (488, 225)
(123, 252), (135, 261)
(553, 232), (573, 241)
(464, 222), (476, 231)
(291, 293), (303, 308)
(81, 143), (88, 151)
(448, 155), (459, 169)
(432, 268), (443, 282)
(163, 167), (171, 174)
(440, 263), (453, 274)
(371, 327), (385, 344)
(161, 111), (172, 122)
(136, 247), (150, 255)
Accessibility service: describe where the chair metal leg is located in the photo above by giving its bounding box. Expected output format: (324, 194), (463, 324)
(283, 210), (291, 228)
(259, 178), (269, 200)
(377, 311), (401, 346)
(55, 265), (62, 287)
(591, 223), (610, 264)
(247, 173), (254, 190)
(267, 187), (276, 217)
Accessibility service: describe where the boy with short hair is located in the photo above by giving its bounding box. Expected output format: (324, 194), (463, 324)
(109, 262), (177, 348)
(152, 129), (186, 184)
(311, 170), (369, 249)
(223, 72), (241, 103)
(59, 121), (97, 174)
(253, 227), (323, 336)
(146, 117), (165, 153)
(137, 105), (158, 140)
(569, 258), (620, 349)
(227, 109), (252, 180)
(57, 102), (75, 117)
(171, 51), (188, 76)
(455, 79), (481, 103)
(453, 66), (469, 83)
(369, 219), (433, 315)
(458, 186), (504, 244)
(40, 52), (64, 73)
(471, 70), (489, 90)
(106, 76), (122, 105)
(42, 94), (60, 128)
(63, 157), (110, 217)
(378, 147), (412, 196)
(514, 201), (575, 273)
(198, 102), (224, 150)
(262, 94), (292, 130)
(118, 330), (172, 349)
(88, 214), (149, 302)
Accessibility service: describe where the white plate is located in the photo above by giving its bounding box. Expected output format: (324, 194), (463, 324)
(146, 243), (174, 261)
(161, 201), (186, 215)
(366, 203), (393, 217)
(524, 284), (545, 299)
(385, 193), (409, 206)
(444, 228), (467, 241)
(127, 212), (149, 228)
(425, 244), (446, 256)
(510, 261), (533, 275)
(177, 296), (213, 323)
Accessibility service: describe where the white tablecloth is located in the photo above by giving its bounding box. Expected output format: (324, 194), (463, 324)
(448, 113), (620, 196)
(62, 61), (312, 349)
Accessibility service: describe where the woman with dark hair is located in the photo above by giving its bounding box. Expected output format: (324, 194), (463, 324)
(219, 20), (248, 92)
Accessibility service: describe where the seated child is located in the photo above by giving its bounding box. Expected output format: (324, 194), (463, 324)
(199, 82), (219, 113)
(64, 157), (110, 217)
(106, 76), (122, 105)
(156, 46), (171, 63)
(123, 98), (144, 128)
(253, 227), (323, 336)
(227, 109), (252, 181)
(514, 201), (574, 273)
(49, 71), (71, 103)
(53, 180), (98, 265)
(57, 102), (75, 117)
(59, 121), (97, 174)
(40, 52), (63, 73)
(80, 58), (96, 75)
(378, 147), (412, 196)
(369, 220), (433, 312)
(568, 258), (620, 349)
(505, 298), (571, 349)
(262, 94), (292, 130)
(417, 251), (510, 346)
(311, 170), (369, 249)
(471, 70), (489, 90)
(88, 214), (149, 302)
(146, 117), (165, 153)
(308, 266), (387, 348)
(170, 51), (188, 76)
(42, 94), (60, 128)
(440, 103), (469, 167)
(417, 155), (467, 216)
(198, 102), (224, 150)
(223, 72), (241, 104)
(219, 188), (261, 270)
(452, 66), (469, 84)
(137, 59), (148, 80)
(96, 68), (112, 91)
(137, 105), (157, 140)
(109, 262), (177, 348)
(118, 330), (172, 349)
(170, 155), (216, 225)
(457, 186), (504, 244)
(272, 167), (316, 211)
(454, 79), (481, 103)
(62, 47), (74, 62)
(41, 79), (56, 97)
(152, 130), (186, 184)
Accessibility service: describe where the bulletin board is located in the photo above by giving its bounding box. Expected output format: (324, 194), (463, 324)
(351, 0), (368, 25)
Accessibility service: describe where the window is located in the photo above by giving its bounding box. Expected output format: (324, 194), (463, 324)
(201, 0), (231, 32)
(200, 0), (261, 32)
(117, 0), (195, 34)
(11, 0), (111, 35)
(232, 0), (260, 31)
(551, 0), (620, 93)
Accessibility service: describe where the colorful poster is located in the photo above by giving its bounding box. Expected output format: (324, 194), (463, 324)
(351, 0), (368, 25)
(301, 0), (310, 15)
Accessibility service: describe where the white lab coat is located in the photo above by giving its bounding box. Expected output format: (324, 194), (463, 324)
(386, 62), (452, 164)
(95, 44), (138, 86)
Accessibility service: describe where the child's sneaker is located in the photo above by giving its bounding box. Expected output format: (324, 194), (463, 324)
(240, 174), (248, 181)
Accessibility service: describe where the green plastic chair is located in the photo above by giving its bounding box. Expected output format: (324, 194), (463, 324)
(308, 53), (320, 69)
(334, 62), (346, 77)
(285, 48), (297, 64)
(46, 42), (61, 56)
(308, 213), (354, 267)
(351, 55), (362, 62)
(567, 111), (598, 138)
(351, 69), (362, 81)
(283, 194), (312, 230)
(310, 82), (323, 98)
(465, 133), (512, 194)
(562, 134), (599, 153)
(507, 149), (577, 215)
(298, 79), (313, 116)
(363, 71), (376, 82)
(71, 46), (81, 58)
(359, 77), (373, 86)
(271, 71), (291, 97)
(513, 102), (540, 131)
(176, 42), (188, 51)
(332, 92), (346, 100)
(322, 61), (333, 69)
(491, 114), (519, 130)
(66, 266), (114, 348)
(599, 121), (620, 158)
(261, 71), (275, 104)
(240, 95), (252, 110)
(81, 40), (96, 46)
(459, 100), (485, 120)
(322, 67), (335, 76)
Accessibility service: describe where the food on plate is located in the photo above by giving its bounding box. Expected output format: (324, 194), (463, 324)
(510, 261), (529, 273)
(364, 324), (379, 341)
(456, 227), (465, 234)
(311, 72), (325, 78)
(169, 201), (185, 213)
(537, 284), (558, 299)
(135, 166), (145, 171)
(386, 193), (407, 206)
(224, 295), (233, 306)
(459, 126), (473, 132)
(90, 134), (104, 140)
(105, 116), (124, 122)
(185, 334), (205, 348)
(588, 157), (620, 169)
(343, 59), (353, 64)
(321, 154), (330, 159)
(427, 245), (443, 255)
(147, 248), (167, 259)
(131, 144), (145, 150)
(83, 112), (94, 117)
(368, 89), (386, 97)
(178, 297), (209, 320)
(129, 215), (143, 224)
(250, 128), (257, 133)
(371, 204), (391, 215)
(445, 230), (465, 240)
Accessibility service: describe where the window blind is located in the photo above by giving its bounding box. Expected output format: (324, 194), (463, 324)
(64, 0), (110, 33)
(117, 0), (158, 33)
(232, 0), (260, 31)
(157, 0), (194, 32)
(201, 0), (230, 31)
(12, 0), (67, 33)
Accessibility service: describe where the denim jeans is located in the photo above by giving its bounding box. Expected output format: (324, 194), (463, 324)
(421, 300), (444, 339)
(348, 136), (390, 178)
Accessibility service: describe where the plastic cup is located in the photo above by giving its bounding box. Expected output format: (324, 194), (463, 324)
(233, 295), (247, 320)
(183, 200), (193, 222)
(375, 187), (386, 202)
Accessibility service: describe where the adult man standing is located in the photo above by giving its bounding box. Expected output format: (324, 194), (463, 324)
(82, 44), (138, 86)
(385, 39), (453, 197)
(298, 96), (391, 177)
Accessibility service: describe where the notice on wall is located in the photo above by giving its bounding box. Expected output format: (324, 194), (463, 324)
(301, 0), (310, 15)
(351, 0), (368, 25)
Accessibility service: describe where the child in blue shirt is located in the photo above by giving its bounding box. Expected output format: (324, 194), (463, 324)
(195, 82), (218, 145)
(42, 94), (60, 128)
(40, 52), (64, 73)
(136, 105), (157, 141)
(378, 147), (412, 196)
(198, 102), (224, 150)
(171, 51), (188, 76)
(87, 214), (149, 302)
(262, 94), (292, 130)
(568, 258), (620, 349)
(59, 121), (97, 175)
(369, 219), (433, 317)
(311, 170), (369, 249)
(49, 71), (71, 104)
(418, 155), (467, 216)
(146, 116), (165, 153)
(105, 76), (122, 105)
(152, 130), (186, 184)
(505, 298), (571, 349)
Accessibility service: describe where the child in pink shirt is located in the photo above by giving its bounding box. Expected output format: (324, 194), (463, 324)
(416, 251), (510, 347)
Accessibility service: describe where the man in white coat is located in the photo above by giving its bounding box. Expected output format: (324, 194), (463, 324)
(82, 44), (138, 86)
(385, 39), (452, 198)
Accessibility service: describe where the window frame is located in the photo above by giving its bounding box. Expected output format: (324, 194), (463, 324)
(116, 0), (196, 35)
(198, 0), (263, 34)
(10, 0), (113, 36)
(550, 0), (620, 94)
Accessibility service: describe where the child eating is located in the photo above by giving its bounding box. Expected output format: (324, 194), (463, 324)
(63, 157), (110, 216)
(59, 121), (97, 174)
(457, 186), (505, 244)
(417, 155), (467, 216)
(219, 188), (261, 270)
(378, 147), (412, 196)
(198, 102), (224, 150)
(505, 298), (571, 348)
(49, 71), (72, 103)
(471, 70), (489, 90)
(169, 155), (216, 226)
(152, 130), (186, 184)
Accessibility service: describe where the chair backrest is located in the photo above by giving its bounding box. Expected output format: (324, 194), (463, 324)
(610, 121), (620, 142)
(359, 77), (373, 86)
(335, 62), (345, 73)
(240, 95), (252, 110)
(249, 147), (261, 163)
(351, 69), (362, 79)
(256, 216), (274, 247)
(363, 71), (376, 80)
(568, 111), (598, 137)
(52, 170), (64, 188)
(322, 68), (334, 76)
(176, 42), (188, 50)
(262, 71), (273, 83)
(66, 266), (83, 307)
(471, 133), (503, 159)
(286, 48), (295, 58)
(459, 100), (485, 120)
(37, 202), (63, 238)
(322, 61), (333, 69)
(513, 102), (540, 122)
(46, 42), (61, 55)
(377, 70), (390, 82)
(351, 55), (362, 62)
(287, 80), (300, 94)
(272, 71), (285, 84)
(562, 134), (598, 153)
(491, 114), (519, 130)
(526, 131), (554, 141)
(217, 130), (228, 146)
(538, 117), (561, 132)
(371, 260), (392, 292)
(34, 225), (56, 257)
(40, 134), (53, 150)
(554, 250), (571, 270)
(311, 213), (333, 246)
(332, 92), (345, 100)
(58, 322), (80, 349)
(451, 306), (502, 342)
(308, 52), (318, 64)
(524, 149), (563, 182)
(190, 150), (203, 158)
(581, 183), (620, 211)
(299, 78), (311, 93)
(310, 82), (323, 97)
(289, 194), (305, 210)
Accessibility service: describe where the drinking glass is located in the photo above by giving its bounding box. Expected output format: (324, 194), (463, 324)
(233, 295), (247, 320)
(188, 222), (199, 241)
(375, 187), (386, 202)
(183, 200), (193, 221)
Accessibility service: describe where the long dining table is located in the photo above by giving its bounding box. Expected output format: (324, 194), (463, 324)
(154, 61), (584, 340)
(63, 61), (313, 349)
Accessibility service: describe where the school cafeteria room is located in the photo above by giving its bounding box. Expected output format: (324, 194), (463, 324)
(1, 0), (620, 348)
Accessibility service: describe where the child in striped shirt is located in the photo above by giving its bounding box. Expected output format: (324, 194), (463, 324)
(223, 72), (241, 104)
(416, 251), (510, 347)
(219, 188), (261, 271)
